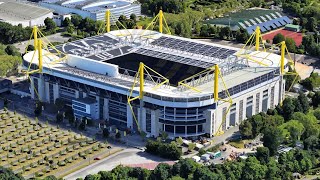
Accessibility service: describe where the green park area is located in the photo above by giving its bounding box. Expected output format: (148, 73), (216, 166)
(0, 109), (117, 179)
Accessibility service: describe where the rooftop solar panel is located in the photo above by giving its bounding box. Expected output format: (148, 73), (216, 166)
(135, 48), (215, 68)
(274, 20), (281, 27)
(250, 19), (257, 25)
(265, 15), (273, 21)
(270, 13), (277, 19)
(260, 16), (267, 22)
(238, 22), (247, 28)
(282, 16), (291, 23)
(244, 21), (252, 26)
(255, 17), (263, 24)
(275, 12), (282, 18)
(150, 36), (236, 60)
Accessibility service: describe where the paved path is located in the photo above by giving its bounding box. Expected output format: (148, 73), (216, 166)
(64, 148), (169, 180)
(14, 33), (69, 53)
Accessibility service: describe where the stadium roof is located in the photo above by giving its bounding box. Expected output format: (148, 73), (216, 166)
(24, 29), (285, 99)
(0, 2), (52, 21)
(53, 32), (238, 70)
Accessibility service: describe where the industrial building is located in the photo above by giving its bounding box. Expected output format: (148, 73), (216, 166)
(39, 0), (141, 23)
(206, 9), (292, 34)
(0, 1), (53, 27)
(22, 21), (288, 138)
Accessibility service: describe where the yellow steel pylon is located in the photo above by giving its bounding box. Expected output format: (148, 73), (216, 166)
(127, 62), (169, 132)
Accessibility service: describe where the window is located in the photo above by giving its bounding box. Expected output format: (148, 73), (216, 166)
(229, 103), (236, 126)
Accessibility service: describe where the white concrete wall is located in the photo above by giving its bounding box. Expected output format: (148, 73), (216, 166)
(40, 3), (95, 19)
(53, 83), (59, 103)
(37, 75), (46, 102)
(103, 98), (109, 121)
(1, 12), (53, 27)
(211, 78), (282, 135)
(67, 55), (119, 77)
(126, 104), (133, 129)
(45, 81), (50, 103)
(150, 110), (156, 137)
(30, 77), (35, 99)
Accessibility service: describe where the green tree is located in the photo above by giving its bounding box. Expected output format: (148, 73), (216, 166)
(26, 45), (35, 51)
(239, 120), (253, 139)
(200, 24), (210, 37)
(175, 137), (183, 146)
(5, 45), (20, 56)
(256, 147), (270, 164)
(235, 28), (250, 43)
(265, 158), (281, 179)
(71, 15), (82, 27)
(0, 166), (24, 180)
(150, 163), (171, 180)
(312, 91), (320, 107)
(188, 143), (196, 152)
(241, 157), (267, 180)
(306, 17), (318, 32)
(262, 127), (283, 156)
(251, 0), (262, 7)
(62, 17), (72, 27)
(44, 17), (57, 32)
(272, 33), (285, 44)
(66, 25), (75, 34)
(130, 14), (137, 22)
(297, 93), (309, 113)
(193, 166), (219, 180)
(285, 37), (296, 53)
(303, 135), (319, 150)
(179, 158), (198, 178)
(280, 120), (305, 143)
(42, 175), (59, 180)
(84, 174), (101, 180)
(282, 98), (295, 120)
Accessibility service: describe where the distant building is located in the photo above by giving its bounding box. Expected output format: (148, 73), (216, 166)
(0, 1), (53, 27)
(206, 9), (292, 34)
(53, 14), (72, 26)
(39, 0), (141, 23)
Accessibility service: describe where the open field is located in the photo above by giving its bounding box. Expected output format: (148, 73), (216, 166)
(0, 109), (116, 179)
(262, 29), (303, 46)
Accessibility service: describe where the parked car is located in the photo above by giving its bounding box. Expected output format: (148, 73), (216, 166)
(94, 157), (101, 160)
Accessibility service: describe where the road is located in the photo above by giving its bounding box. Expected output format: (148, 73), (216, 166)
(14, 33), (69, 53)
(64, 148), (169, 180)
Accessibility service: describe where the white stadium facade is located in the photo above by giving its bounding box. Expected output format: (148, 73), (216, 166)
(23, 29), (287, 138)
(39, 0), (141, 22)
(0, 1), (53, 27)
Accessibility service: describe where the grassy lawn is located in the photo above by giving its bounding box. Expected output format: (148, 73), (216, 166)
(228, 140), (245, 149)
(0, 110), (114, 178)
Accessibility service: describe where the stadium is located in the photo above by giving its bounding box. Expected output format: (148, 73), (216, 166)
(0, 1), (53, 27)
(22, 18), (288, 138)
(39, 0), (140, 23)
